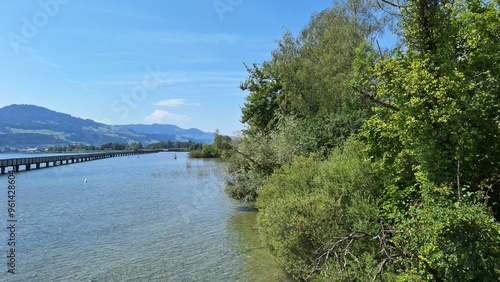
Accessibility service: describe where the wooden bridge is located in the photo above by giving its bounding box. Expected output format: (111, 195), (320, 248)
(0, 151), (159, 174)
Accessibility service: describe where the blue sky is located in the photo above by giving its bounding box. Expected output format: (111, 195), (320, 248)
(1, 1), (378, 135)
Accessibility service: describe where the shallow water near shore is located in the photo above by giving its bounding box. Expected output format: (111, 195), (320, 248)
(0, 152), (289, 281)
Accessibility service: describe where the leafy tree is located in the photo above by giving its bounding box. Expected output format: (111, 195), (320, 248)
(257, 139), (383, 281)
(188, 130), (232, 158)
(212, 129), (232, 157)
(351, 0), (500, 279)
(226, 0), (385, 202)
(357, 0), (500, 217)
(271, 0), (382, 119)
(240, 62), (282, 134)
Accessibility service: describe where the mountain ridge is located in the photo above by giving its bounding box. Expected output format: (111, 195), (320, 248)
(0, 104), (214, 148)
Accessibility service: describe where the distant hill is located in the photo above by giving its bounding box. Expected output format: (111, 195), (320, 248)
(0, 104), (214, 148)
(118, 124), (214, 143)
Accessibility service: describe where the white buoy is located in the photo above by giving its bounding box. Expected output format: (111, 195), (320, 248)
(84, 178), (88, 183)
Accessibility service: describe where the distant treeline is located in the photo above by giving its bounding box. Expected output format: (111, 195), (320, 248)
(45, 140), (203, 152)
(144, 140), (203, 151)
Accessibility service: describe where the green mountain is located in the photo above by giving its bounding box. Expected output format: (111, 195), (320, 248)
(0, 104), (214, 148)
(118, 124), (213, 142)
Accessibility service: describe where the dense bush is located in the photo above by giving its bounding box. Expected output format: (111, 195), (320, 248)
(394, 186), (500, 281)
(257, 139), (383, 281)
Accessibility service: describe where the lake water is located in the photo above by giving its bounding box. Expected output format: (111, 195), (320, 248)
(0, 152), (289, 281)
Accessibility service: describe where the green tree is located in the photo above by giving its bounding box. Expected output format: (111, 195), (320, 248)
(212, 129), (232, 157)
(188, 130), (232, 158)
(271, 0), (382, 119)
(257, 139), (383, 281)
(226, 0), (385, 202)
(240, 62), (282, 134)
(358, 0), (500, 217)
(353, 0), (500, 279)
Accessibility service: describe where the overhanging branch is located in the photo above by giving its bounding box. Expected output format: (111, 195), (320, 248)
(234, 149), (258, 166)
(353, 86), (400, 111)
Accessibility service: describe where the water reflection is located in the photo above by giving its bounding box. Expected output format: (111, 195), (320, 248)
(228, 206), (294, 282)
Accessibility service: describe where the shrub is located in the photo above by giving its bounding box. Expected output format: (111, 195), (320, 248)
(256, 139), (383, 281)
(395, 186), (500, 281)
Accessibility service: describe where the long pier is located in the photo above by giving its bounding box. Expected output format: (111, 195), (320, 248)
(0, 151), (159, 174)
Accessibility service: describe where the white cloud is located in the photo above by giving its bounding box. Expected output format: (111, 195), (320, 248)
(155, 99), (202, 107)
(155, 99), (185, 107)
(144, 110), (191, 124)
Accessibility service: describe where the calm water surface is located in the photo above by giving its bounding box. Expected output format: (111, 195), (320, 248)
(0, 152), (288, 281)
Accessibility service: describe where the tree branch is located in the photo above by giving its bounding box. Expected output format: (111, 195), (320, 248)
(234, 149), (259, 166)
(353, 86), (400, 111)
(379, 0), (400, 8)
(308, 224), (417, 281)
(233, 149), (275, 173)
